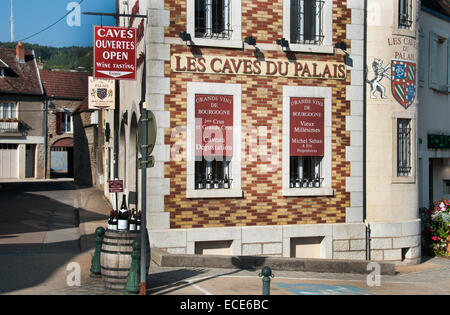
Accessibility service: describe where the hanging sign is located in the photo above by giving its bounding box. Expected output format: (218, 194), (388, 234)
(93, 26), (137, 80)
(108, 180), (124, 193)
(88, 76), (115, 110)
(290, 97), (325, 156)
(195, 94), (234, 158)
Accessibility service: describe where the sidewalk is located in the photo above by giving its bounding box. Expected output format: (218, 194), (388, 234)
(47, 256), (450, 295)
(0, 180), (112, 295)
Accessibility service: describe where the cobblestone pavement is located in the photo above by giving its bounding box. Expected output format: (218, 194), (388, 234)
(47, 256), (450, 295)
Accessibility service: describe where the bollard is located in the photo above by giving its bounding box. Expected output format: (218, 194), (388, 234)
(125, 239), (141, 294)
(258, 266), (274, 295)
(90, 227), (105, 278)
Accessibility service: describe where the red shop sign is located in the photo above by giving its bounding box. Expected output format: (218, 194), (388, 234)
(93, 26), (137, 80)
(290, 97), (324, 156)
(108, 180), (124, 193)
(195, 94), (234, 158)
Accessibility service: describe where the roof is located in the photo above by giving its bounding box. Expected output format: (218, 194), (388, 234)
(422, 0), (450, 21)
(40, 69), (89, 100)
(72, 96), (89, 115)
(0, 48), (43, 96)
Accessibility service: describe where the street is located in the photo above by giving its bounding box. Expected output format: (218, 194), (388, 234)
(0, 180), (110, 294)
(1, 180), (450, 296)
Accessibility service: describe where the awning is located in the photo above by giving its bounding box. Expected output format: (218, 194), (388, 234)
(52, 137), (73, 148)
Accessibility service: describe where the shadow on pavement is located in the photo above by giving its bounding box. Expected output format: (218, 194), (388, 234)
(147, 268), (242, 295)
(0, 180), (76, 193)
(0, 181), (110, 294)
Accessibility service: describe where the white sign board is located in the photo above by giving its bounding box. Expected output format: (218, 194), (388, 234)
(88, 76), (115, 110)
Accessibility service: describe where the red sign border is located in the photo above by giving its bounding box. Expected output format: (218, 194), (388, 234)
(93, 25), (137, 81)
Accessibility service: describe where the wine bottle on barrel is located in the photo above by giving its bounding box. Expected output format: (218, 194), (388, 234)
(107, 211), (115, 230)
(129, 210), (137, 231)
(137, 211), (142, 231)
(118, 195), (129, 230)
(112, 211), (118, 230)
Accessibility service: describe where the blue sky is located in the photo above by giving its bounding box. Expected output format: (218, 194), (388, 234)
(0, 0), (116, 47)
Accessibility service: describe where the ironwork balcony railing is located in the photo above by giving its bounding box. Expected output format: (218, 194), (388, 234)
(0, 121), (20, 134)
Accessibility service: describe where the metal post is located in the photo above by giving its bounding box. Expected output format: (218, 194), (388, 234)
(259, 266), (274, 295)
(125, 239), (141, 294)
(139, 106), (148, 295)
(43, 97), (48, 179)
(90, 227), (105, 277)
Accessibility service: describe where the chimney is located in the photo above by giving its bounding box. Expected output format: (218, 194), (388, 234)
(37, 57), (44, 70)
(16, 41), (25, 63)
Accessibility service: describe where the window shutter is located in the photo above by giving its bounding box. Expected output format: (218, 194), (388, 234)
(56, 111), (63, 135)
(447, 37), (450, 93)
(418, 30), (425, 87)
(429, 32), (439, 90)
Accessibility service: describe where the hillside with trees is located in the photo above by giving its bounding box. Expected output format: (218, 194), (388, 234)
(0, 42), (93, 72)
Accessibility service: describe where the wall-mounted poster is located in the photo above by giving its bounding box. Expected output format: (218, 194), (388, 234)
(290, 97), (325, 157)
(195, 94), (234, 158)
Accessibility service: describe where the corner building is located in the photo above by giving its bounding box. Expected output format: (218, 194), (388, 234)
(111, 0), (421, 264)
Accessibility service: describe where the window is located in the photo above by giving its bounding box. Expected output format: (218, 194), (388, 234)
(187, 0), (242, 48)
(56, 110), (73, 134)
(290, 0), (324, 45)
(195, 159), (232, 189)
(0, 102), (18, 120)
(282, 86), (333, 197)
(187, 82), (242, 199)
(398, 0), (412, 29)
(283, 0), (332, 53)
(290, 156), (322, 188)
(62, 112), (72, 133)
(397, 119), (411, 177)
(429, 32), (450, 93)
(195, 0), (230, 39)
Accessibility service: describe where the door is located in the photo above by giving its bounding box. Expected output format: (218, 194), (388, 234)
(26, 144), (35, 178)
(0, 144), (18, 179)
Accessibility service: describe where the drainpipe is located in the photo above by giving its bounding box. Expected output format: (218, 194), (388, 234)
(363, 0), (370, 261)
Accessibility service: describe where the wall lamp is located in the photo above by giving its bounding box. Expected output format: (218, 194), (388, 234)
(335, 41), (353, 67)
(179, 31), (192, 43)
(244, 36), (257, 46)
(276, 38), (289, 49)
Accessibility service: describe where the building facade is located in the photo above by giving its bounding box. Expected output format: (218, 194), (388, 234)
(105, 0), (423, 264)
(39, 69), (89, 179)
(72, 97), (105, 188)
(417, 0), (450, 208)
(0, 43), (45, 179)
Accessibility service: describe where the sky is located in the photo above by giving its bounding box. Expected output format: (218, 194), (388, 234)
(0, 0), (117, 47)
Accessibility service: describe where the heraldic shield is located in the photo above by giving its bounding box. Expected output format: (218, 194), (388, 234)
(391, 60), (416, 109)
(97, 88), (108, 100)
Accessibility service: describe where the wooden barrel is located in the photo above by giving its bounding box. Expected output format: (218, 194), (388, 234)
(100, 229), (150, 290)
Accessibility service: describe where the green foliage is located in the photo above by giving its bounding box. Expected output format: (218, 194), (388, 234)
(0, 42), (92, 71)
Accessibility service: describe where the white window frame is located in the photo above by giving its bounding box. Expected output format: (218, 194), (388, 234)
(392, 112), (416, 184)
(186, 82), (242, 199)
(282, 86), (333, 197)
(61, 110), (73, 134)
(0, 102), (18, 120)
(283, 0), (333, 54)
(393, 0), (416, 37)
(186, 0), (242, 49)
